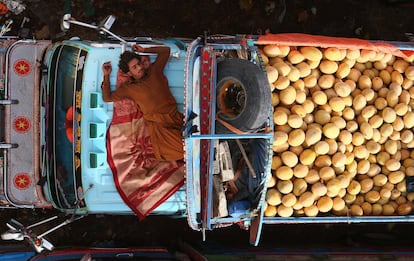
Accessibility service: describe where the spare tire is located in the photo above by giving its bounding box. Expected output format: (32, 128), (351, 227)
(216, 59), (271, 134)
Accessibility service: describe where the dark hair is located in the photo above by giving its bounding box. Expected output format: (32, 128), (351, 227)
(118, 51), (141, 73)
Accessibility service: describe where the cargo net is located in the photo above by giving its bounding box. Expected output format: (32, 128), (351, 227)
(260, 44), (414, 218)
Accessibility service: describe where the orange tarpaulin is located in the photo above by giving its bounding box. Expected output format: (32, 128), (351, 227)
(106, 71), (184, 219)
(256, 33), (414, 58)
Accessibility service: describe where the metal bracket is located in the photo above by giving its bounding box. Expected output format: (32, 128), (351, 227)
(0, 143), (18, 149)
(0, 99), (18, 105)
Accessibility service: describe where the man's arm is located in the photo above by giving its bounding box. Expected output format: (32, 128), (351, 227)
(134, 45), (170, 73)
(101, 62), (131, 102)
(101, 78), (132, 102)
(101, 62), (113, 102)
(101, 74), (113, 102)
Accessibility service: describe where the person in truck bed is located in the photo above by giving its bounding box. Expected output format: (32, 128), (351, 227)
(101, 44), (184, 161)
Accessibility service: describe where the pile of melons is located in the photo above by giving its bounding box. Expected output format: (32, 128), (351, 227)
(260, 43), (414, 218)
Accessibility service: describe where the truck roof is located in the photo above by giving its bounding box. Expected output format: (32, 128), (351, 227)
(58, 40), (187, 214)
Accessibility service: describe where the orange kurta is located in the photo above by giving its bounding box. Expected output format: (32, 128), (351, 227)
(102, 46), (184, 161)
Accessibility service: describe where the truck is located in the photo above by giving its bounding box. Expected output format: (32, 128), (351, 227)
(0, 14), (273, 251)
(1, 14), (414, 252)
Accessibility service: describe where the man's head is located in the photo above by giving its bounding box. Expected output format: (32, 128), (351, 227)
(118, 51), (144, 80)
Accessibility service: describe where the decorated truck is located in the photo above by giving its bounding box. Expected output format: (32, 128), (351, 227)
(1, 14), (414, 252)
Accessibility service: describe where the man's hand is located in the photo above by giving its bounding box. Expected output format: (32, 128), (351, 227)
(102, 61), (112, 76)
(132, 44), (145, 53)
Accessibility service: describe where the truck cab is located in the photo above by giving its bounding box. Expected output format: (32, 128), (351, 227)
(0, 15), (274, 247)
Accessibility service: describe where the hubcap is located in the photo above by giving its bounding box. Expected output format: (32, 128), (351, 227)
(217, 79), (245, 118)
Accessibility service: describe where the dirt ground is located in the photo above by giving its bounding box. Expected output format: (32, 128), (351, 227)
(2, 0), (414, 255)
(6, 0), (414, 41)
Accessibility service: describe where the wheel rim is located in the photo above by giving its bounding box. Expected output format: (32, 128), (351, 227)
(217, 79), (246, 119)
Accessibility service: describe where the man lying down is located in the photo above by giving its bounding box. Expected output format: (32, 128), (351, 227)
(101, 44), (185, 219)
(101, 44), (184, 162)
